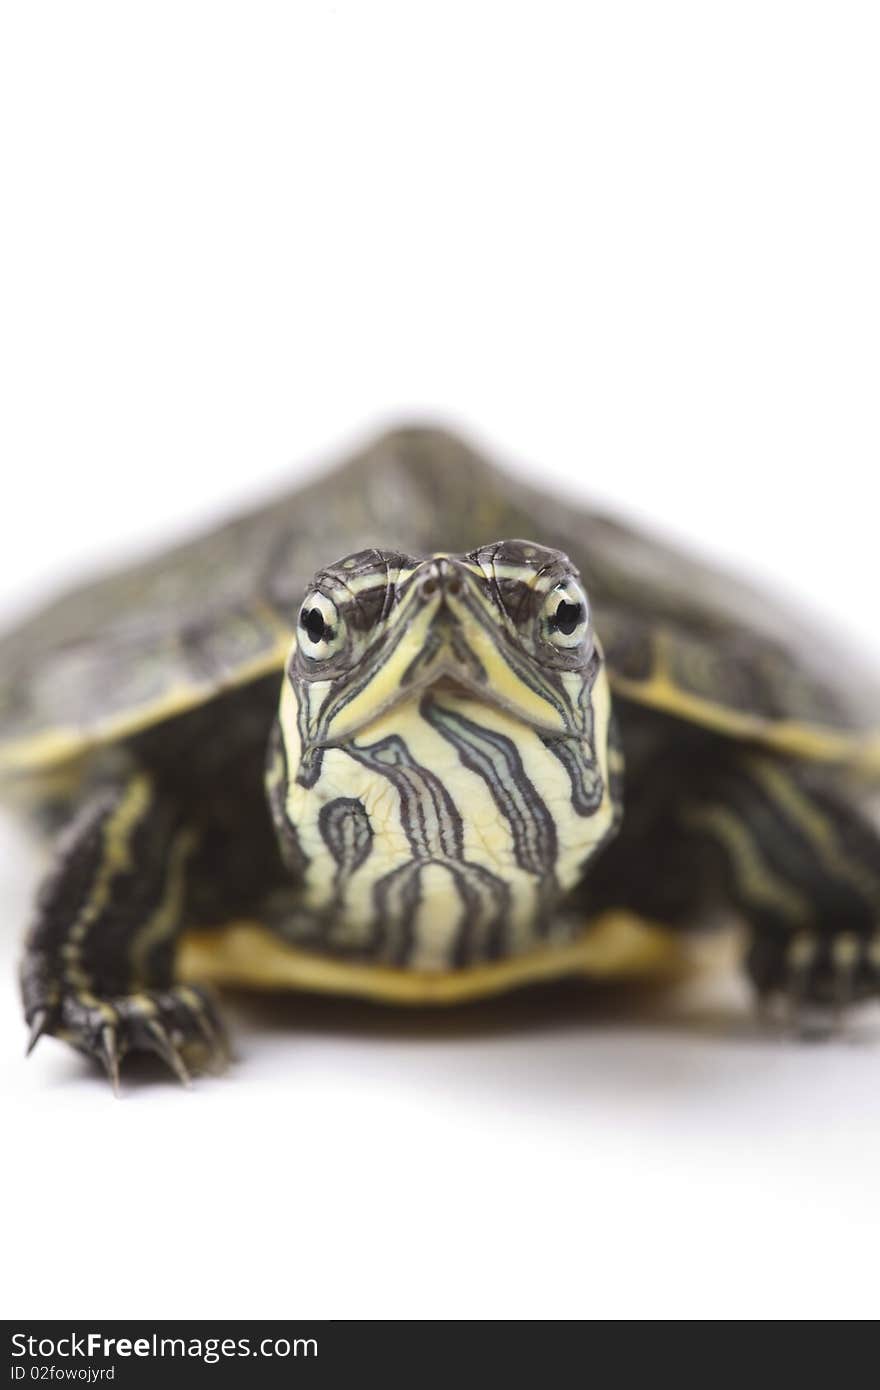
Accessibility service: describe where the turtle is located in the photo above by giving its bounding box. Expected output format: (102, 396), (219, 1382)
(2, 424), (879, 1089)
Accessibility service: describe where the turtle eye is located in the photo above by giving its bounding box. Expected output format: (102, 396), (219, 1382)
(543, 581), (591, 650)
(297, 591), (344, 661)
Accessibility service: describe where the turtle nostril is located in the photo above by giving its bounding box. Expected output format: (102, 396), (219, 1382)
(420, 563), (463, 599)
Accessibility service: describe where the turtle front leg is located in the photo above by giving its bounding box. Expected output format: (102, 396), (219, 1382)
(21, 771), (227, 1088)
(681, 754), (880, 1030)
(584, 749), (880, 1032)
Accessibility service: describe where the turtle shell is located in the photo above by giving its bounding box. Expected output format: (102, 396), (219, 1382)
(1, 426), (877, 779)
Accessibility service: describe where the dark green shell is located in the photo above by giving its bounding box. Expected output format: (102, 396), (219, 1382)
(1, 426), (877, 778)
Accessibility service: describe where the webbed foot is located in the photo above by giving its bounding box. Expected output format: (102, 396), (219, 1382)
(748, 929), (880, 1038)
(24, 982), (228, 1092)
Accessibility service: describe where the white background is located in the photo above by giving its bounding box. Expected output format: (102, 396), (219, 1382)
(1, 2), (878, 1321)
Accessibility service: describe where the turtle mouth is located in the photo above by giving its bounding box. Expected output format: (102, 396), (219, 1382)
(322, 663), (566, 746)
(427, 674), (484, 702)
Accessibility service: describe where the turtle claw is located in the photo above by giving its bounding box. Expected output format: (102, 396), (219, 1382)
(145, 1018), (191, 1087)
(97, 1024), (121, 1096)
(21, 982), (228, 1090)
(25, 1008), (52, 1057)
(180, 987), (229, 1071)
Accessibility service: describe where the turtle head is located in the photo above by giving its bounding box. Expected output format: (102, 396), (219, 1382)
(268, 540), (619, 968)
